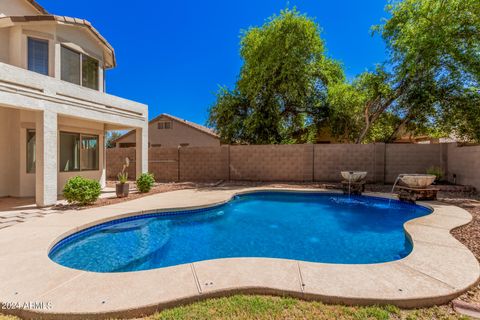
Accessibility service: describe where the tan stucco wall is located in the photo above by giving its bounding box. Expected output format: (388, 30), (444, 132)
(0, 107), (19, 197)
(0, 29), (10, 63)
(57, 116), (105, 195)
(116, 116), (220, 148)
(1, 21), (106, 90)
(0, 0), (40, 16)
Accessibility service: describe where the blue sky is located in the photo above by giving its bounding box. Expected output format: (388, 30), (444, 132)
(41, 0), (388, 125)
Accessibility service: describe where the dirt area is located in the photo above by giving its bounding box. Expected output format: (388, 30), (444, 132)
(53, 181), (216, 210)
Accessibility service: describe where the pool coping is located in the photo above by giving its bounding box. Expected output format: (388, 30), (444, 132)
(0, 187), (478, 319)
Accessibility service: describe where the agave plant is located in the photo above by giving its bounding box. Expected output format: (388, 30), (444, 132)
(117, 157), (130, 184)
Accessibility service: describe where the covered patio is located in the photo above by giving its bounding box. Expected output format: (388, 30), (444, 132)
(0, 62), (149, 207)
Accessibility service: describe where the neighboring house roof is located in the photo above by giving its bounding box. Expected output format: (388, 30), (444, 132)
(0, 15), (116, 68)
(112, 113), (219, 144)
(158, 113), (218, 138)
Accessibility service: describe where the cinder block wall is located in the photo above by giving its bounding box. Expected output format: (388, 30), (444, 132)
(314, 144), (377, 182)
(106, 147), (136, 180)
(230, 145), (313, 181)
(179, 146), (229, 181)
(106, 143), (479, 190)
(149, 147), (179, 182)
(384, 144), (447, 183)
(448, 144), (480, 190)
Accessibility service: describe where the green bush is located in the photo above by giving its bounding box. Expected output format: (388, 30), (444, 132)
(63, 176), (101, 205)
(426, 166), (445, 181)
(136, 173), (155, 193)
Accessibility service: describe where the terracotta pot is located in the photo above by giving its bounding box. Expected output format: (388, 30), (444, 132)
(116, 183), (130, 198)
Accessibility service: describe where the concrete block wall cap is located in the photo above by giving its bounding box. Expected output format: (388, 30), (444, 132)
(0, 187), (478, 319)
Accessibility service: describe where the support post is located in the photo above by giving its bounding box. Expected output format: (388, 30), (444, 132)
(35, 110), (58, 207)
(135, 126), (148, 178)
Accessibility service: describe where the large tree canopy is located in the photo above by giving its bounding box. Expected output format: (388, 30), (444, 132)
(354, 0), (480, 142)
(209, 1), (480, 144)
(208, 9), (344, 144)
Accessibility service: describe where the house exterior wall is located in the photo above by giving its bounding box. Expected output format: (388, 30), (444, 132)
(2, 22), (106, 90)
(0, 108), (18, 197)
(0, 0), (149, 205)
(0, 0), (40, 16)
(0, 107), (106, 197)
(115, 115), (220, 148)
(0, 29), (9, 63)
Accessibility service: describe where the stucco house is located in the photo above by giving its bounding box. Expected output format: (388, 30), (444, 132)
(0, 0), (149, 206)
(113, 113), (220, 148)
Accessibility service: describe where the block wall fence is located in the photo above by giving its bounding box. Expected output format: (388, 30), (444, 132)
(106, 143), (480, 190)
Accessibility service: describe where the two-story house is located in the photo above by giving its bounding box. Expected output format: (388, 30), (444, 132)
(0, 0), (149, 206)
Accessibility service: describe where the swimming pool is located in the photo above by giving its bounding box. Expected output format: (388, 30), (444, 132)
(49, 192), (432, 272)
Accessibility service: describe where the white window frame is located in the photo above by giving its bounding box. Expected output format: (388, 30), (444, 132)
(60, 45), (100, 90)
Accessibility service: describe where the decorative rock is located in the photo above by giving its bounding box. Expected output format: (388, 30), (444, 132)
(397, 186), (439, 202)
(341, 180), (365, 195)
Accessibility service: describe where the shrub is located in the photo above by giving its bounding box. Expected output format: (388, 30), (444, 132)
(136, 173), (155, 193)
(63, 176), (101, 205)
(426, 166), (444, 181)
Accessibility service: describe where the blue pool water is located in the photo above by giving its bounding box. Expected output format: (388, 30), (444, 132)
(49, 192), (432, 272)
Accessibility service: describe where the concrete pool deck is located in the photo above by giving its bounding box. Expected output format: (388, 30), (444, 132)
(0, 187), (478, 319)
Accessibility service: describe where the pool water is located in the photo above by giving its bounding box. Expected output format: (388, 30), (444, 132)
(49, 192), (432, 272)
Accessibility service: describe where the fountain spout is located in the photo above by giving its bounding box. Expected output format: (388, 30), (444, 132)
(391, 174), (405, 194)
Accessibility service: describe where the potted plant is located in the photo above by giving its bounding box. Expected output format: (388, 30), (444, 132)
(116, 157), (130, 198)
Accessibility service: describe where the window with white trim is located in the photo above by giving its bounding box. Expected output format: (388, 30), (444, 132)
(60, 132), (99, 172)
(61, 46), (99, 90)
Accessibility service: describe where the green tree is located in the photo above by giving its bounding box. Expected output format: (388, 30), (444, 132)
(373, 0), (480, 142)
(327, 0), (479, 143)
(208, 8), (344, 144)
(106, 131), (122, 148)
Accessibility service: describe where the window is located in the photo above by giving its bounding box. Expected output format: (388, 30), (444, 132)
(158, 121), (172, 129)
(61, 46), (99, 90)
(82, 55), (99, 89)
(81, 135), (99, 170)
(28, 37), (48, 75)
(26, 129), (36, 173)
(61, 46), (80, 85)
(60, 132), (99, 172)
(60, 132), (80, 172)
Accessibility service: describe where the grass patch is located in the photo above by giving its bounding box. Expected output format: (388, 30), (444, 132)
(0, 295), (469, 320)
(145, 295), (468, 320)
